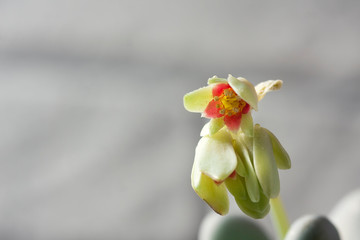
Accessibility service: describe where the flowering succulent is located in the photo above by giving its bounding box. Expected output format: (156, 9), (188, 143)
(184, 75), (291, 219)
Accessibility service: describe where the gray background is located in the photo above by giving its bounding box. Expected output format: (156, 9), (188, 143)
(1, 0), (360, 239)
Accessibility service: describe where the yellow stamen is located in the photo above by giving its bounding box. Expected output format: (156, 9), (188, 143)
(217, 88), (247, 116)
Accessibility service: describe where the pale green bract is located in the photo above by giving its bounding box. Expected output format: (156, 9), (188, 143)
(200, 118), (225, 137)
(196, 129), (237, 182)
(185, 75), (291, 218)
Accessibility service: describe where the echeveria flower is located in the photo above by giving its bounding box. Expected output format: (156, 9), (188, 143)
(184, 75), (291, 219)
(184, 75), (258, 132)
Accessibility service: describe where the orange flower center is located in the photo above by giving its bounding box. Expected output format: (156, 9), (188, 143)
(214, 88), (247, 116)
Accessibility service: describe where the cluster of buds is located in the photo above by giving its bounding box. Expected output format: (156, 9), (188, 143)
(184, 75), (291, 218)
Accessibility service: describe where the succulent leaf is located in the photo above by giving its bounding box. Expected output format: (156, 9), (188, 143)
(253, 124), (280, 198)
(265, 128), (291, 169)
(234, 139), (260, 202)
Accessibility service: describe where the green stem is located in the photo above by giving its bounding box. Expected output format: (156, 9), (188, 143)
(270, 196), (290, 240)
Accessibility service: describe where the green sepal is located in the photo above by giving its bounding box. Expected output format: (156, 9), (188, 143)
(253, 124), (280, 198)
(233, 139), (260, 202)
(196, 129), (237, 182)
(240, 112), (254, 137)
(208, 75), (228, 85)
(200, 118), (225, 137)
(183, 86), (213, 113)
(264, 128), (291, 169)
(228, 74), (258, 111)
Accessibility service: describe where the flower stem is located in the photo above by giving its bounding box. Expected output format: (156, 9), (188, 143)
(270, 196), (289, 240)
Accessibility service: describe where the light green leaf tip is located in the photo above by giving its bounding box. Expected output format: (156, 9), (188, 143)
(191, 160), (229, 215)
(184, 85), (213, 113)
(253, 124), (280, 198)
(208, 75), (228, 85)
(265, 128), (291, 169)
(196, 129), (237, 182)
(228, 74), (258, 111)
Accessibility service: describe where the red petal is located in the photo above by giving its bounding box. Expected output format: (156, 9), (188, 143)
(204, 100), (224, 118)
(224, 113), (242, 131)
(242, 104), (250, 114)
(212, 83), (231, 97)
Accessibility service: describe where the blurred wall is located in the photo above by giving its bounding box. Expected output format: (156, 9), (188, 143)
(0, 0), (360, 239)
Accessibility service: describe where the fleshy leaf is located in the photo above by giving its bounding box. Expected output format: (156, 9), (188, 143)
(239, 112), (253, 136)
(236, 192), (270, 219)
(233, 139), (260, 202)
(253, 124), (280, 198)
(235, 153), (247, 178)
(192, 159), (229, 215)
(227, 74), (258, 111)
(196, 129), (237, 182)
(264, 128), (291, 169)
(284, 215), (340, 240)
(225, 174), (247, 200)
(255, 80), (283, 101)
(184, 86), (213, 112)
(228, 175), (270, 219)
(330, 189), (360, 240)
(201, 215), (272, 240)
(208, 75), (228, 85)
